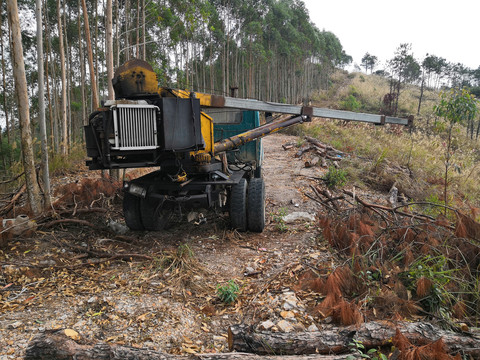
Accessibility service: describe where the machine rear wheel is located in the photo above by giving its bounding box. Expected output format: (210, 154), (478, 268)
(230, 178), (247, 232)
(247, 177), (265, 232)
(123, 192), (144, 230)
(140, 196), (170, 231)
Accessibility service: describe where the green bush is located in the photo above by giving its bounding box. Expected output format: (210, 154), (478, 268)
(216, 280), (240, 304)
(323, 166), (348, 189)
(340, 95), (361, 112)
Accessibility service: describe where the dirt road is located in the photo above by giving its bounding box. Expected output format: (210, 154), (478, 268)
(0, 133), (330, 358)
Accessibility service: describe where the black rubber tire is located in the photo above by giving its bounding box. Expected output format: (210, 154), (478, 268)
(254, 166), (263, 179)
(230, 178), (248, 232)
(247, 177), (265, 232)
(123, 192), (144, 230)
(139, 196), (169, 231)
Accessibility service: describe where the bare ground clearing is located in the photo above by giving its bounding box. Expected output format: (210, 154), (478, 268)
(0, 134), (329, 359)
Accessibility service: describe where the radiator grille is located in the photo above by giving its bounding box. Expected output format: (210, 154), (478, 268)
(112, 104), (159, 150)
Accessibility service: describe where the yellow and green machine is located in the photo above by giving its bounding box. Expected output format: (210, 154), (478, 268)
(85, 59), (411, 232)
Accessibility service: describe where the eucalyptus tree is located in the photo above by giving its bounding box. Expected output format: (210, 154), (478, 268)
(36, 0), (51, 206)
(6, 0), (43, 215)
(388, 43), (420, 115)
(361, 52), (377, 73)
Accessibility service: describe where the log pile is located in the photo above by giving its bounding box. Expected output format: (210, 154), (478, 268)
(284, 136), (345, 169)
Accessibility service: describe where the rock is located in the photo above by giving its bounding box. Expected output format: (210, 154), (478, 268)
(276, 320), (294, 332)
(388, 185), (398, 208)
(280, 311), (295, 319)
(87, 296), (98, 304)
(307, 324), (319, 332)
(282, 212), (315, 224)
(258, 320), (275, 331)
(108, 220), (128, 234)
(213, 335), (225, 342)
(187, 212), (198, 223)
(7, 321), (23, 329)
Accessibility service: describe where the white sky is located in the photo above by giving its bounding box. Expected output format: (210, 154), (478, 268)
(302, 0), (480, 70)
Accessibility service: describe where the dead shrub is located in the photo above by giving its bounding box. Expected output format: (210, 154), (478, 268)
(392, 329), (461, 360)
(331, 298), (363, 325)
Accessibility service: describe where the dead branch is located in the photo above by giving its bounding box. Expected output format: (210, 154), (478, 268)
(0, 183), (26, 215)
(41, 219), (98, 229)
(0, 171), (24, 185)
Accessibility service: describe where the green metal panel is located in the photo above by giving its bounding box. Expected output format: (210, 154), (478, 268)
(212, 110), (263, 168)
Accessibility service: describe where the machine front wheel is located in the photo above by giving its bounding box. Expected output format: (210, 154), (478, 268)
(123, 192), (144, 230)
(230, 178), (247, 232)
(247, 177), (265, 232)
(140, 196), (170, 231)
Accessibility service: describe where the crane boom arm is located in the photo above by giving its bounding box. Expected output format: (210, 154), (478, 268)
(170, 89), (413, 127)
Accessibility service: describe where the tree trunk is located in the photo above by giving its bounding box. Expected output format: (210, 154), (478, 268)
(106, 0), (119, 180)
(228, 322), (480, 357)
(135, 0), (139, 57)
(6, 0), (43, 215)
(63, 3), (72, 148)
(25, 330), (352, 360)
(56, 0), (68, 155)
(0, 0), (11, 154)
(35, 0), (51, 208)
(81, 0), (99, 110)
(78, 0), (86, 127)
(142, 0), (145, 60)
(417, 70), (425, 116)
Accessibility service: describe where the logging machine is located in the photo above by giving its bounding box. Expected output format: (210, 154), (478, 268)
(84, 59), (412, 232)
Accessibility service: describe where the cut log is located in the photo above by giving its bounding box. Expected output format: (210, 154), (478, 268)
(24, 329), (353, 360)
(282, 142), (296, 151)
(295, 144), (312, 158)
(228, 321), (480, 357)
(305, 157), (320, 168)
(304, 137), (343, 156)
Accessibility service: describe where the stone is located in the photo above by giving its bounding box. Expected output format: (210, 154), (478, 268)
(276, 320), (294, 333)
(7, 321), (23, 329)
(258, 320), (275, 331)
(307, 324), (319, 332)
(282, 212), (315, 223)
(280, 311), (295, 319)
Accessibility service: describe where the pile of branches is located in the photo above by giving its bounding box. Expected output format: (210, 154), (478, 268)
(283, 136), (345, 169)
(306, 185), (480, 327)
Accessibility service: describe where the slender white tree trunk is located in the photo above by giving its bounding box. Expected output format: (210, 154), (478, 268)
(7, 0), (43, 215)
(36, 0), (51, 207)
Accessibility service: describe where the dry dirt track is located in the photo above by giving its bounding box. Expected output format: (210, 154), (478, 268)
(0, 133), (329, 359)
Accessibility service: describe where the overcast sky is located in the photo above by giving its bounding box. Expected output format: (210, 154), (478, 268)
(302, 0), (479, 71)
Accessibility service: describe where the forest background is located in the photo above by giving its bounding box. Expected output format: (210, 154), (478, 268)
(0, 0), (480, 214)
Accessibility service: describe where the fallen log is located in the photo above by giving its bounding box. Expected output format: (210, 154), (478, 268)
(305, 157), (320, 168)
(228, 321), (480, 357)
(282, 142), (296, 150)
(304, 137), (343, 155)
(25, 329), (353, 360)
(295, 144), (313, 158)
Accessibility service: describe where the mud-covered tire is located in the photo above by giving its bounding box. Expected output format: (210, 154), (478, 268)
(247, 177), (265, 232)
(123, 192), (144, 230)
(139, 196), (169, 231)
(230, 178), (247, 232)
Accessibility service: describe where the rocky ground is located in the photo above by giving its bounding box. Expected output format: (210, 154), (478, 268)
(1, 134), (337, 359)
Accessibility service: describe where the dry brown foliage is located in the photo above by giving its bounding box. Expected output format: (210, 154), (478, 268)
(392, 329), (461, 360)
(53, 177), (121, 209)
(331, 298), (363, 325)
(416, 277), (433, 298)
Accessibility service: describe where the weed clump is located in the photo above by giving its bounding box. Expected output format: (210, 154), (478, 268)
(323, 166), (347, 189)
(216, 280), (239, 304)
